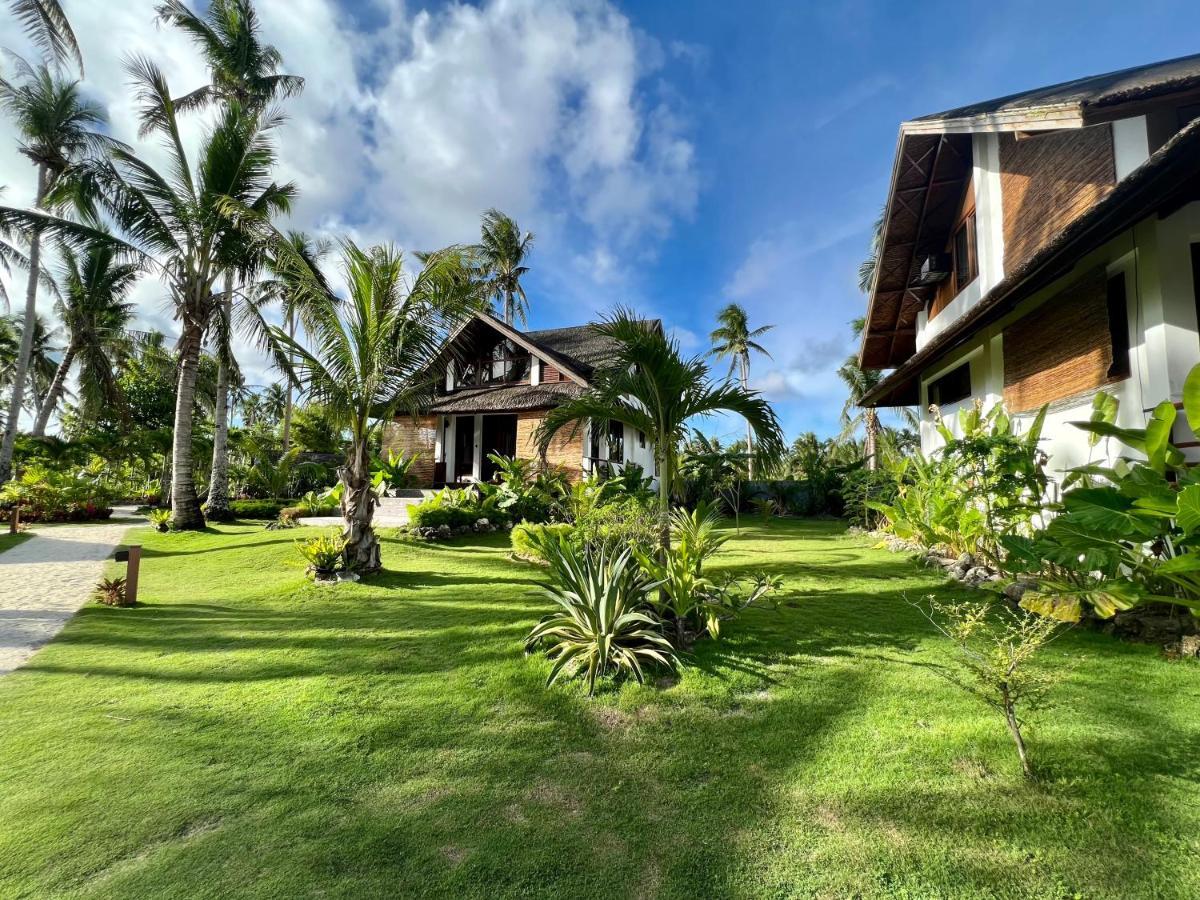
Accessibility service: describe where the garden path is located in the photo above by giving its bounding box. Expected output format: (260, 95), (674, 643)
(0, 508), (141, 675)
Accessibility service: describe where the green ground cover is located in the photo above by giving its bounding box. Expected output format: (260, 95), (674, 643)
(0, 519), (1196, 898)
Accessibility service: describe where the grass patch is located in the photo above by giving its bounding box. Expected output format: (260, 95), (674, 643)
(0, 519), (1196, 898)
(0, 531), (32, 555)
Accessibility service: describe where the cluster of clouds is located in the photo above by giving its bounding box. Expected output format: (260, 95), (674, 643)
(0, 0), (699, 389)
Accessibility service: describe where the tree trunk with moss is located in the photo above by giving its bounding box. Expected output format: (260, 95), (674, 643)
(340, 435), (379, 573)
(31, 343), (76, 437)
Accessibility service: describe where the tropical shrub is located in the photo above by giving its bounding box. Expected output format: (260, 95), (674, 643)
(148, 508), (171, 532)
(228, 498), (291, 520)
(372, 449), (419, 495)
(1002, 370), (1200, 623)
(0, 464), (118, 523)
(570, 495), (661, 557)
(919, 596), (1068, 780)
(511, 522), (575, 563)
(869, 401), (1047, 564)
(840, 465), (899, 528)
(750, 497), (776, 521)
(93, 576), (132, 608)
(296, 530), (348, 579)
(525, 541), (677, 694)
(408, 485), (509, 534)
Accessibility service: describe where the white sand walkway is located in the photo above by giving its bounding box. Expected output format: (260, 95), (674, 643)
(0, 508), (141, 675)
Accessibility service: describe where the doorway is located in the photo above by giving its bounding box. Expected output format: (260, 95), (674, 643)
(454, 415), (475, 481)
(480, 414), (517, 482)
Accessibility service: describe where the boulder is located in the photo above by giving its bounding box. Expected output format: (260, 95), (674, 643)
(1179, 635), (1200, 658)
(1002, 580), (1036, 603)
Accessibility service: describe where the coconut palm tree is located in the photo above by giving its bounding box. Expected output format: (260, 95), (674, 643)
(157, 0), (304, 519)
(837, 316), (883, 470)
(537, 308), (785, 556)
(0, 57), (106, 481)
(260, 382), (287, 424)
(0, 59), (295, 527)
(710, 302), (773, 478)
(265, 240), (482, 573)
(13, 312), (58, 422)
(477, 208), (533, 325)
(8, 0), (82, 74)
(32, 237), (139, 435)
(858, 207), (885, 295)
(248, 230), (330, 449)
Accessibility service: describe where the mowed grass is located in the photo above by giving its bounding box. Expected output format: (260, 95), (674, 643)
(0, 519), (1197, 899)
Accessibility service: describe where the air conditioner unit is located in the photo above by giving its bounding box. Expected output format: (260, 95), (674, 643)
(913, 253), (951, 286)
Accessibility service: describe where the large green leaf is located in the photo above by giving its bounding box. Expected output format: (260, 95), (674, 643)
(1175, 484), (1200, 537)
(1086, 391), (1118, 448)
(1069, 419), (1146, 452)
(1156, 550), (1200, 574)
(1184, 363), (1200, 435)
(1060, 488), (1158, 541)
(1144, 401), (1177, 474)
(1020, 591), (1083, 623)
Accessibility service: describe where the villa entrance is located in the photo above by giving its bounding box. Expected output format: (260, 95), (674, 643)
(480, 414), (517, 482)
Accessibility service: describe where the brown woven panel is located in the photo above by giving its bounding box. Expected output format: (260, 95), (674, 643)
(1002, 268), (1113, 412)
(381, 416), (439, 484)
(516, 412), (584, 480)
(1000, 126), (1116, 274)
(542, 365), (563, 383)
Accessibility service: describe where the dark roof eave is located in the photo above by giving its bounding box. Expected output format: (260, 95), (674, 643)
(860, 117), (1200, 408)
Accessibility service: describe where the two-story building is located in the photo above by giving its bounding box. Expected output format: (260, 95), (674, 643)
(381, 311), (660, 487)
(859, 53), (1200, 484)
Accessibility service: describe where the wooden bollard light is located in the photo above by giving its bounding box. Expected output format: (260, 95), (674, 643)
(115, 544), (142, 605)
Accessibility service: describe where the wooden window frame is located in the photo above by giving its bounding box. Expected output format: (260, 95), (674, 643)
(1106, 270), (1131, 381)
(951, 212), (978, 295)
(927, 361), (972, 408)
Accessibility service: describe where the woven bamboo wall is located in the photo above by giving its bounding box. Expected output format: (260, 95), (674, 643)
(999, 126), (1116, 274)
(1002, 268), (1114, 412)
(381, 416), (439, 485)
(515, 411), (584, 480)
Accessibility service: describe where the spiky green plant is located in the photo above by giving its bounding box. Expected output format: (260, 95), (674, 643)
(526, 541), (676, 695)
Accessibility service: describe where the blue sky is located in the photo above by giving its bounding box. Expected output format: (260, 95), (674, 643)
(1, 0), (1199, 442)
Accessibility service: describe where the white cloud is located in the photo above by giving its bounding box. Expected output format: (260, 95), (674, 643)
(0, 0), (699, 404)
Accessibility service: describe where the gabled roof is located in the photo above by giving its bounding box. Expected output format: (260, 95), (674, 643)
(525, 320), (662, 380)
(861, 116), (1200, 407)
(908, 52), (1200, 134)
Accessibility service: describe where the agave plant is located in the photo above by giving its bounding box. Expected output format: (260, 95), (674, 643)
(526, 540), (676, 695)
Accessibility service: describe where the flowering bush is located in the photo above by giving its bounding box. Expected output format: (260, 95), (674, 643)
(0, 465), (119, 523)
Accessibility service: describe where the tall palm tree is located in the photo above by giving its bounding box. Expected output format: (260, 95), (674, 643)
(32, 237), (139, 434)
(265, 241), (482, 573)
(0, 59), (295, 527)
(710, 302), (773, 478)
(260, 381), (286, 424)
(249, 229), (330, 449)
(858, 207), (885, 295)
(157, 0), (304, 520)
(838, 316), (882, 470)
(0, 57), (106, 481)
(16, 312), (59, 422)
(537, 309), (784, 556)
(477, 208), (533, 325)
(8, 0), (82, 74)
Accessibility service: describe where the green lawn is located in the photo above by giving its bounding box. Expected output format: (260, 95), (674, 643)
(0, 530), (32, 554)
(0, 519), (1197, 899)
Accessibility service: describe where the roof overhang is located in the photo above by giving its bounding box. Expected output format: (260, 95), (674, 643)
(861, 117), (1200, 407)
(430, 311), (590, 386)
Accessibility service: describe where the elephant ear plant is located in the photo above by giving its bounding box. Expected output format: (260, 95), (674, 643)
(1002, 363), (1200, 623)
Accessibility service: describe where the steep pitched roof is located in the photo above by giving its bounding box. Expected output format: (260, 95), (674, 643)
(861, 116), (1200, 407)
(910, 52), (1200, 131)
(524, 319), (662, 380)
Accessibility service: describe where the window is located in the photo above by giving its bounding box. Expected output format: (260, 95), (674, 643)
(927, 362), (972, 407)
(638, 429), (646, 449)
(952, 213), (978, 293)
(607, 421), (625, 464)
(1106, 271), (1131, 380)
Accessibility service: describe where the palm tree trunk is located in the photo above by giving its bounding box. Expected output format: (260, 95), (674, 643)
(206, 274), (234, 519)
(159, 453), (171, 508)
(171, 317), (206, 530)
(281, 309), (295, 452)
(31, 343), (76, 437)
(0, 164), (48, 482)
(865, 408), (879, 472)
(504, 288), (513, 325)
(340, 430), (379, 573)
(742, 354), (754, 480)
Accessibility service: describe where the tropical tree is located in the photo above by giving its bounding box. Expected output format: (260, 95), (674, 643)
(710, 302), (773, 478)
(537, 308), (785, 556)
(264, 241), (483, 572)
(7, 0), (82, 74)
(477, 208), (533, 325)
(32, 236), (138, 434)
(259, 382), (287, 424)
(157, 0), (304, 520)
(16, 312), (59, 423)
(0, 56), (106, 481)
(858, 207), (885, 295)
(837, 316), (882, 470)
(0, 57), (295, 527)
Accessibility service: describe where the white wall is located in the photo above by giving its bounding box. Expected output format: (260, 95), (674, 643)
(916, 206), (1200, 483)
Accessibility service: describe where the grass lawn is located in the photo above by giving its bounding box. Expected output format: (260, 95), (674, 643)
(0, 530), (32, 555)
(0, 519), (1197, 899)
